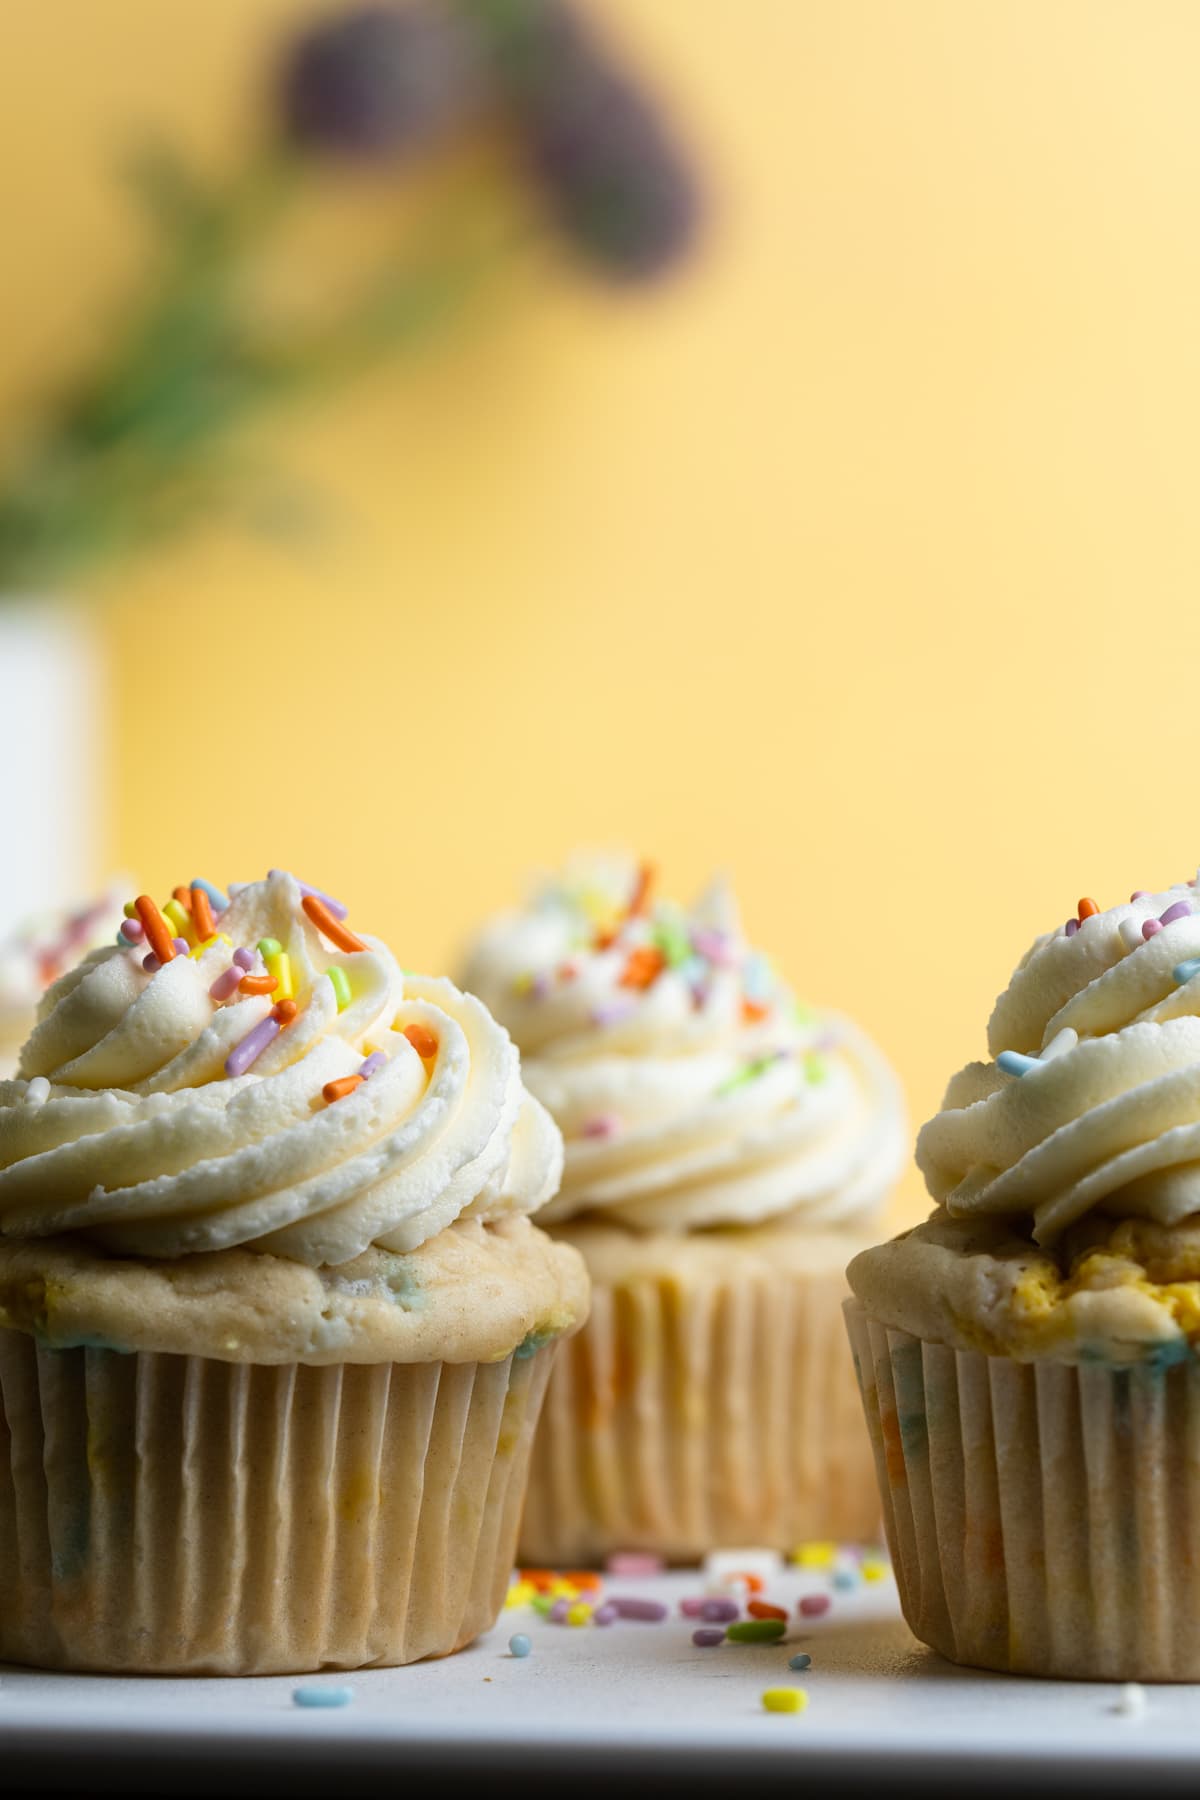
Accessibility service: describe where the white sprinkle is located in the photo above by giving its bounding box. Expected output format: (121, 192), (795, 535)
(1110, 1682), (1146, 1718)
(1040, 1028), (1078, 1062)
(24, 1077), (50, 1106)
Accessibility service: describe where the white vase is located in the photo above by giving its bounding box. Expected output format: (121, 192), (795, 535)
(0, 601), (104, 942)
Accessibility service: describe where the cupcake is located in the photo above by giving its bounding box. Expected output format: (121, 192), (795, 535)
(461, 852), (905, 1563)
(846, 874), (1200, 1680)
(0, 869), (587, 1674)
(0, 882), (128, 1076)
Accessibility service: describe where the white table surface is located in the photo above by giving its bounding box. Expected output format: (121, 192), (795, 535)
(3, 1559), (1198, 1791)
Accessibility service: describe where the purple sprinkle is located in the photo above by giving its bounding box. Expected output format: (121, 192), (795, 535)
(359, 1051), (387, 1080)
(592, 1603), (618, 1627)
(591, 1001), (637, 1029)
(692, 1627), (725, 1647)
(799, 1593), (831, 1618)
(225, 1015), (281, 1079)
(119, 918), (145, 944)
(1064, 919), (1080, 937)
(1161, 902), (1191, 926)
(691, 927), (737, 967)
(549, 1598), (571, 1623)
(700, 1598), (740, 1623)
(531, 971), (552, 1000)
(581, 1113), (620, 1140)
(680, 1597), (706, 1617)
(1143, 919), (1165, 941)
(210, 965), (243, 1003)
(233, 947), (256, 972)
(271, 870), (349, 921)
(171, 937), (190, 957)
(608, 1597), (669, 1622)
(142, 953), (161, 974)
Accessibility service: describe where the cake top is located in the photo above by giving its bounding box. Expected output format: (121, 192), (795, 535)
(0, 869), (562, 1267)
(461, 851), (904, 1233)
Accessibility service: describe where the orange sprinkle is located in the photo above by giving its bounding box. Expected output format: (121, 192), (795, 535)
(403, 1023), (439, 1060)
(302, 893), (366, 954)
(134, 895), (175, 963)
(727, 1571), (765, 1594)
(563, 1570), (603, 1592)
(272, 1000), (298, 1026)
(557, 962), (579, 982)
(519, 1570), (559, 1592)
(618, 945), (665, 990)
(627, 860), (655, 917)
(239, 974), (278, 996)
(322, 1074), (363, 1105)
(593, 928), (618, 951)
(1078, 897), (1100, 920)
(171, 885), (194, 912)
(748, 1599), (788, 1620)
(190, 885), (215, 941)
(742, 999), (769, 1025)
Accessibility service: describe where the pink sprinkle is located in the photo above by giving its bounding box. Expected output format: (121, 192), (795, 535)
(799, 1593), (831, 1618)
(691, 927), (737, 967)
(581, 1113), (621, 1140)
(142, 953), (161, 974)
(359, 1052), (387, 1080)
(680, 1597), (707, 1617)
(1143, 919), (1164, 941)
(233, 948), (256, 972)
(605, 1551), (665, 1577)
(119, 918), (145, 944)
(1131, 891), (1149, 901)
(549, 1598), (571, 1623)
(171, 937), (189, 957)
(592, 1603), (618, 1627)
(692, 1628), (725, 1647)
(591, 1001), (637, 1029)
(225, 1015), (281, 1078)
(700, 1598), (740, 1623)
(1161, 902), (1191, 926)
(608, 1597), (669, 1622)
(210, 965), (243, 1002)
(1064, 919), (1080, 937)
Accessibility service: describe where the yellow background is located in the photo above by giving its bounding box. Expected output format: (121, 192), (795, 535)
(5, 1), (1200, 1224)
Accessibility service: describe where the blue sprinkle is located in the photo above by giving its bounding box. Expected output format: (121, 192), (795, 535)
(789, 1653), (812, 1671)
(832, 1570), (858, 1591)
(292, 1686), (353, 1709)
(190, 877), (228, 911)
(509, 1633), (533, 1658)
(1173, 960), (1200, 986)
(997, 1050), (1042, 1078)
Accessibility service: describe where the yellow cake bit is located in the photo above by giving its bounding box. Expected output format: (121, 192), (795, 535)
(791, 1541), (837, 1569)
(505, 1580), (535, 1609)
(566, 1603), (593, 1627)
(762, 1688), (808, 1714)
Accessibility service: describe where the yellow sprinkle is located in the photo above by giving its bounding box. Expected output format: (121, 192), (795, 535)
(566, 1603), (592, 1626)
(504, 1580), (535, 1609)
(190, 932), (232, 961)
(266, 948), (294, 1002)
(762, 1688), (808, 1714)
(511, 972), (535, 997)
(549, 1578), (578, 1599)
(861, 1558), (889, 1582)
(123, 902), (139, 919)
(163, 899), (197, 946)
(791, 1541), (837, 1569)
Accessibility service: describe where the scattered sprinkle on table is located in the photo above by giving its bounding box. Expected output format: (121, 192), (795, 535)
(762, 1688), (808, 1714)
(799, 1593), (832, 1618)
(789, 1653), (812, 1671)
(609, 1596), (669, 1622)
(1111, 1683), (1146, 1718)
(693, 1628), (725, 1648)
(727, 1619), (787, 1643)
(605, 1551), (665, 1577)
(292, 1686), (353, 1709)
(508, 1634), (532, 1658)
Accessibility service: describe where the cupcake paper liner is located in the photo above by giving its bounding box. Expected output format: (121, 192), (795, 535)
(518, 1250), (881, 1565)
(845, 1296), (1200, 1681)
(0, 1328), (555, 1674)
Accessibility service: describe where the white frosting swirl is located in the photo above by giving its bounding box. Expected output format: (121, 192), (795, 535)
(0, 872), (561, 1265)
(460, 853), (904, 1231)
(918, 874), (1200, 1243)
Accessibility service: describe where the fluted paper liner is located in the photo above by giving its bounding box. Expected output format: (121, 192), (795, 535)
(0, 1329), (555, 1674)
(519, 1254), (880, 1565)
(844, 1296), (1200, 1681)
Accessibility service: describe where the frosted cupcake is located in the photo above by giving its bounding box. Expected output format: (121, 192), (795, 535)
(0, 869), (587, 1674)
(461, 852), (905, 1562)
(847, 873), (1200, 1680)
(0, 882), (128, 1076)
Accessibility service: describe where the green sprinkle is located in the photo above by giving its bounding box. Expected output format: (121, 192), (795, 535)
(717, 1055), (777, 1097)
(328, 966), (351, 1011)
(803, 1052), (828, 1084)
(257, 937), (283, 959)
(727, 1619), (788, 1643)
(793, 999), (818, 1026)
(652, 915), (692, 968)
(530, 1593), (554, 1617)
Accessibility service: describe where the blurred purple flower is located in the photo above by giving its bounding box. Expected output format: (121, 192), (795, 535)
(479, 0), (701, 281)
(282, 3), (480, 157)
